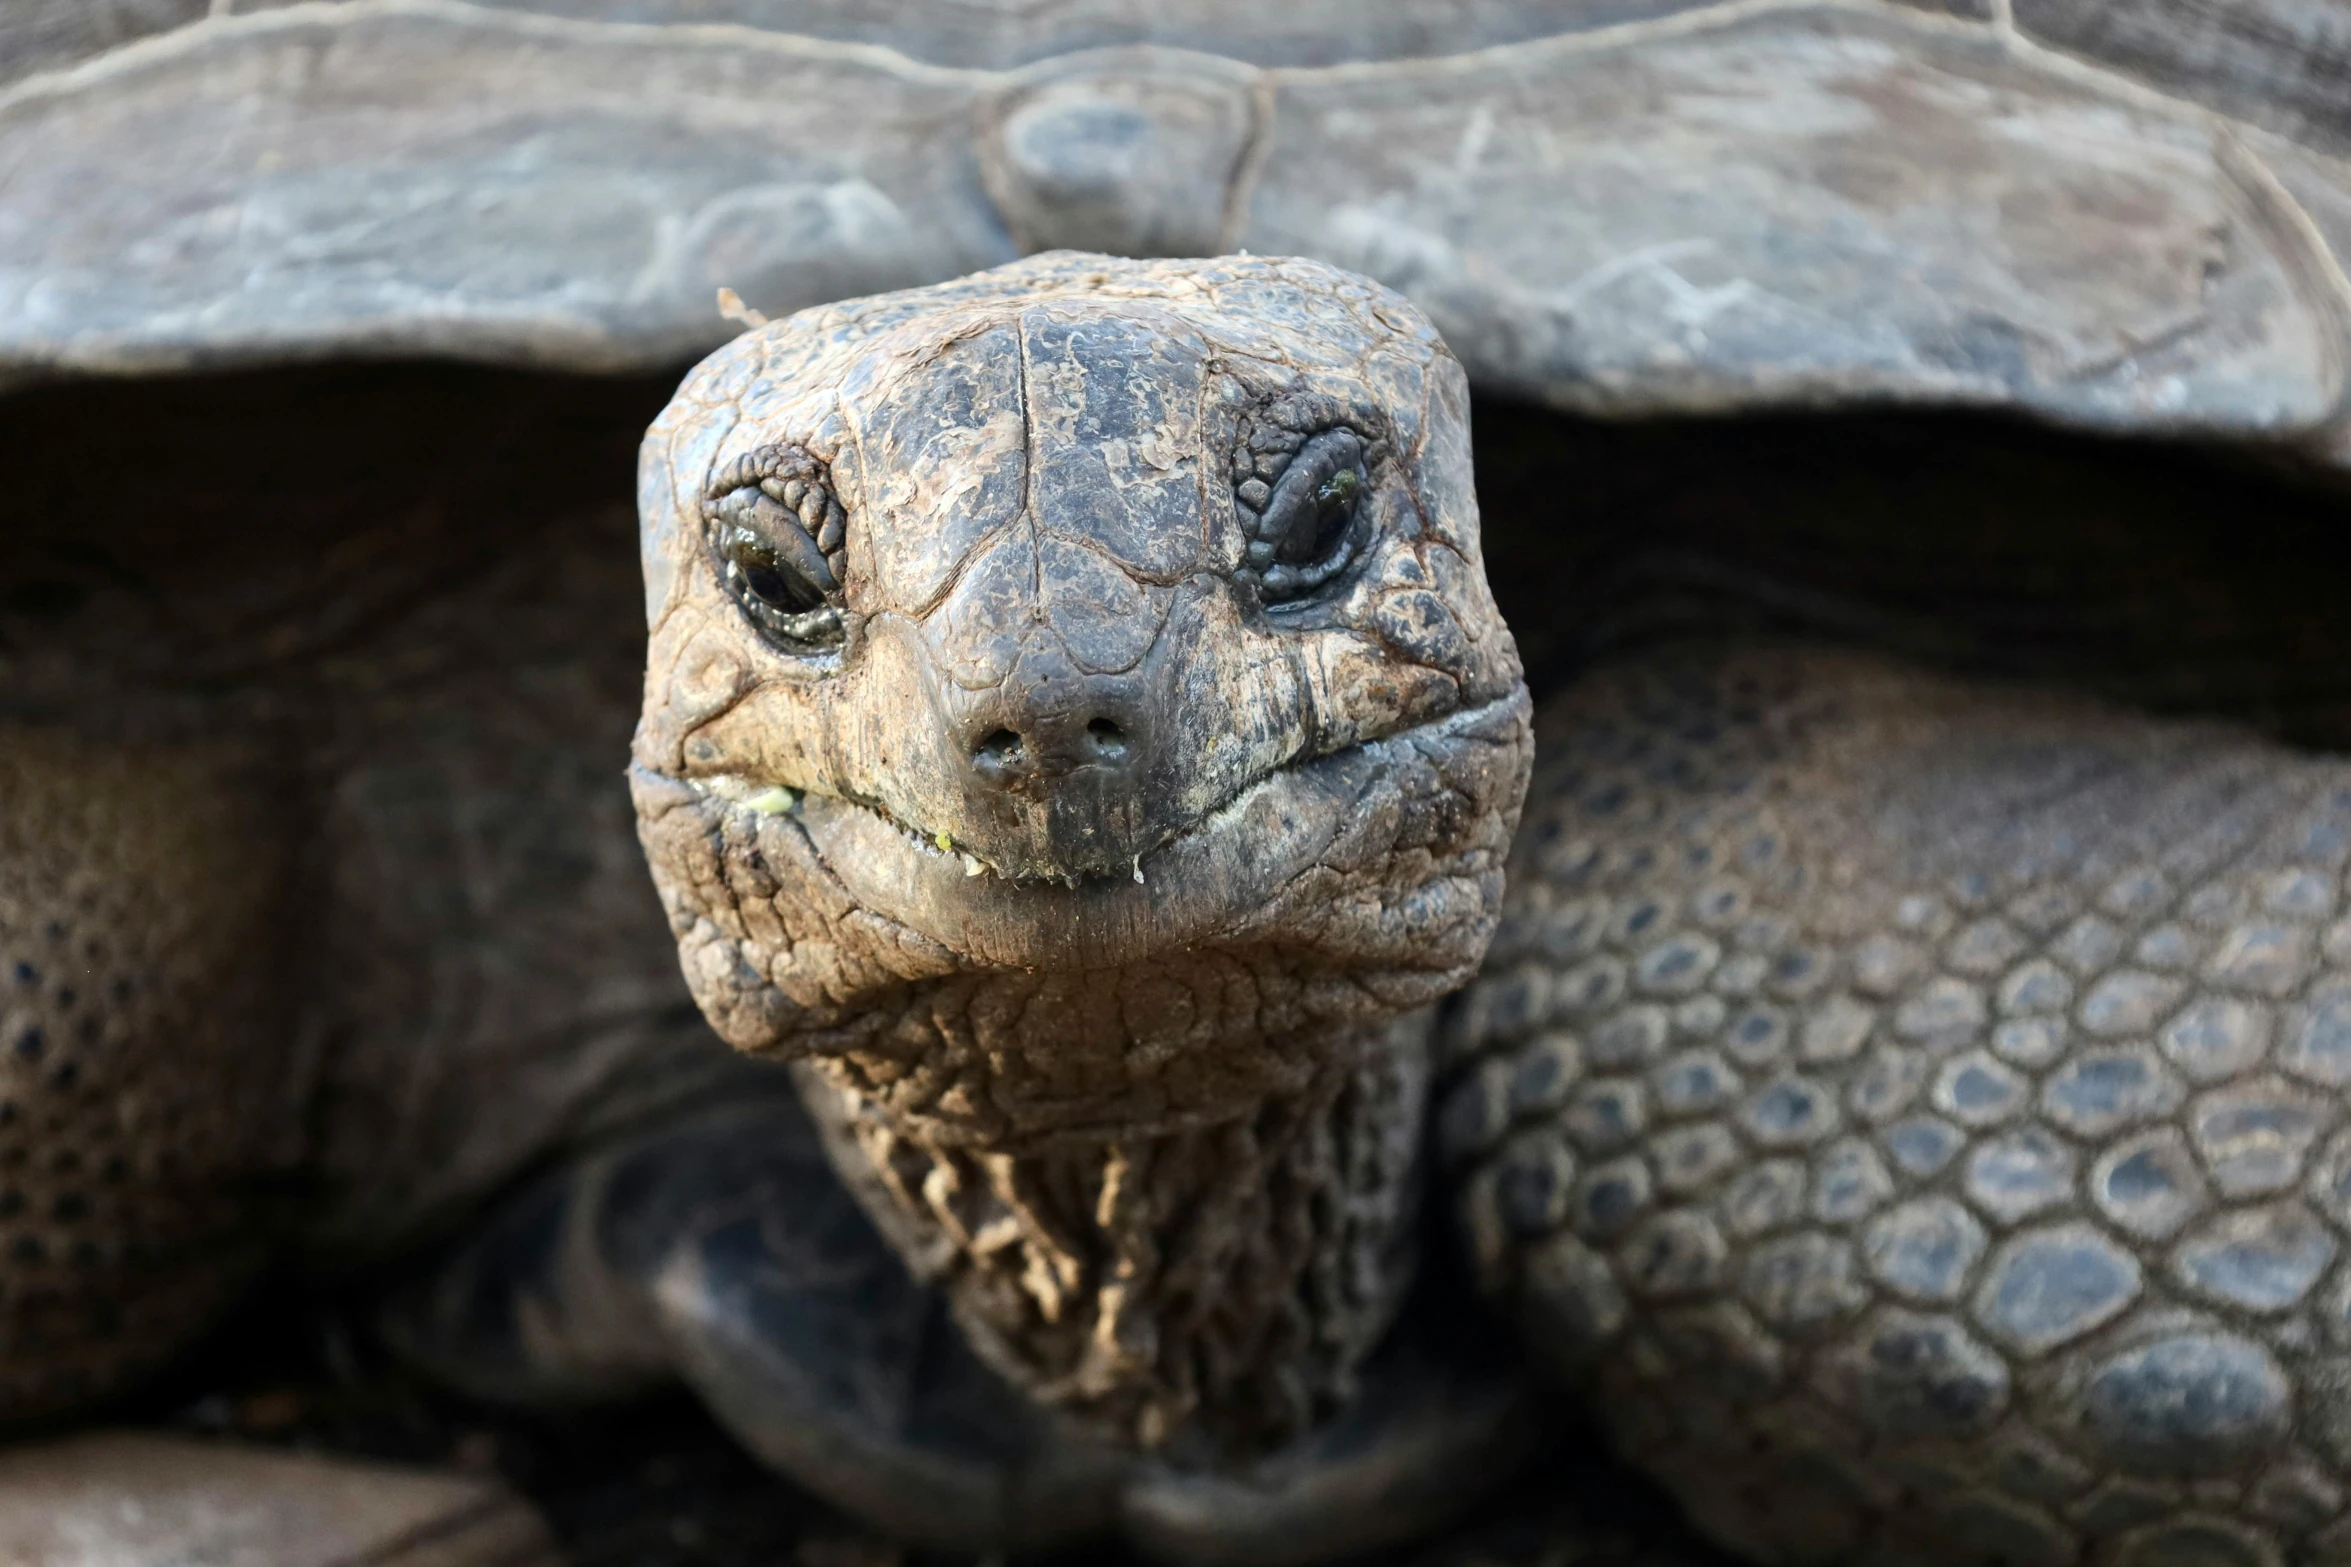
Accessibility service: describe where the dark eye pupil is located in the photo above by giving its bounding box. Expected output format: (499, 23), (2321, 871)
(1273, 445), (1363, 565)
(742, 562), (796, 606)
(724, 530), (827, 614)
(1309, 469), (1361, 553)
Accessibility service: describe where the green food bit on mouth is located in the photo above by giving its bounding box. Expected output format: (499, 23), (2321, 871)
(744, 786), (798, 815)
(935, 830), (954, 853)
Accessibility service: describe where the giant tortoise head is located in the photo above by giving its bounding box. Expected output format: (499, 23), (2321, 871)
(630, 256), (1527, 1152)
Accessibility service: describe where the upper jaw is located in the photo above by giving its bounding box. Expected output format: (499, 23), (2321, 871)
(677, 689), (1531, 976)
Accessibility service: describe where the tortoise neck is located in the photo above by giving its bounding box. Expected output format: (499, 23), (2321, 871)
(792, 1017), (1431, 1454)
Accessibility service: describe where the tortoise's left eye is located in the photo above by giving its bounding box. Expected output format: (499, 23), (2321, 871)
(704, 447), (848, 653)
(1238, 428), (1370, 606)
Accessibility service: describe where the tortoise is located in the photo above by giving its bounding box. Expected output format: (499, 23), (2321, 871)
(12, 2), (2351, 1565)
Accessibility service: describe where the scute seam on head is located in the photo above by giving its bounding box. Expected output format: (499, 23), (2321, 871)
(726, 252), (1439, 384)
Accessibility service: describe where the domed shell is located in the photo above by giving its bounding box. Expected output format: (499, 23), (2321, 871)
(5, 0), (2351, 466)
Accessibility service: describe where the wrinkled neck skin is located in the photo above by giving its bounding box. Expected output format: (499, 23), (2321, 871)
(793, 1020), (1432, 1454)
(630, 254), (1531, 1454)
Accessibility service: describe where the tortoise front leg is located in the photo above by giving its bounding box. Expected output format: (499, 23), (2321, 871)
(379, 1091), (1129, 1554)
(385, 1083), (1537, 1562)
(1448, 643), (2351, 1567)
(0, 725), (296, 1421)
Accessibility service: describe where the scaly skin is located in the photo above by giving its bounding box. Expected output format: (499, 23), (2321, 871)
(1451, 643), (2351, 1566)
(631, 251), (1532, 1452)
(0, 728), (290, 1419)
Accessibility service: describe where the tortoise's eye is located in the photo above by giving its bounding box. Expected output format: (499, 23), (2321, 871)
(704, 446), (848, 652)
(1237, 427), (1369, 606)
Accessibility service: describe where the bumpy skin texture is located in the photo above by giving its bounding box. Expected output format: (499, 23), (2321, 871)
(0, 729), (292, 1419)
(1448, 644), (2351, 1567)
(631, 252), (1532, 1449)
(0, 369), (748, 1420)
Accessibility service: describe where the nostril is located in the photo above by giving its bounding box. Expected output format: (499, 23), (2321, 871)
(1084, 717), (1129, 761)
(970, 718), (1132, 783)
(975, 728), (1026, 768)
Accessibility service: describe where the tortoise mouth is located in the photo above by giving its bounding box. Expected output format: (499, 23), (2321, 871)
(666, 689), (1529, 975)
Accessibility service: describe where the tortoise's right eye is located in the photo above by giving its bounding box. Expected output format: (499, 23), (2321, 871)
(704, 446), (848, 653)
(1237, 426), (1371, 607)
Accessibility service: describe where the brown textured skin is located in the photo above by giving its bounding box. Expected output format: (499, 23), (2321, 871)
(631, 252), (1531, 1449)
(0, 730), (290, 1420)
(1448, 644), (2351, 1566)
(0, 369), (749, 1418)
(789, 1024), (1434, 1449)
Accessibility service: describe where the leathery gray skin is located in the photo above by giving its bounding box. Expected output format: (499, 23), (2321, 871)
(628, 250), (1532, 1518)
